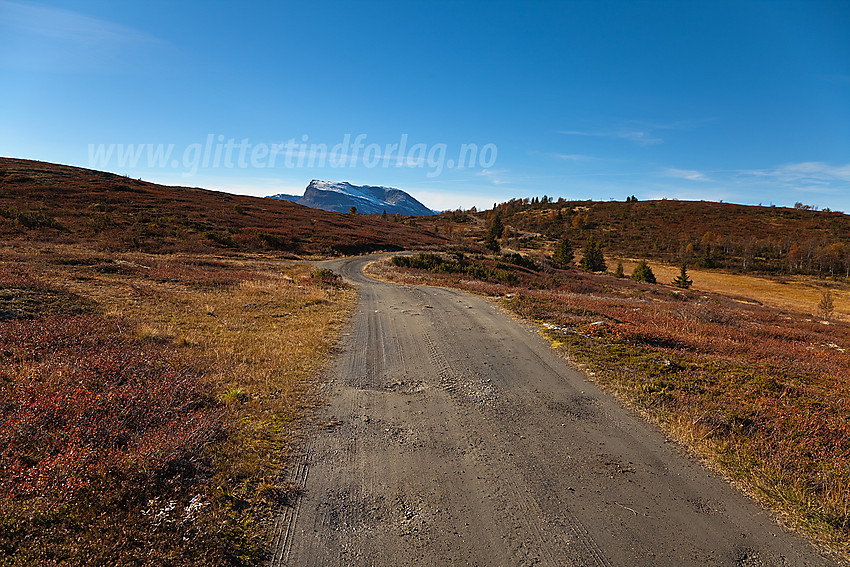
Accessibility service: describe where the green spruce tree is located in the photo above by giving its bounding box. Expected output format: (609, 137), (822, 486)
(631, 259), (656, 283)
(672, 263), (693, 288)
(580, 237), (606, 272)
(552, 237), (574, 268)
(614, 261), (625, 278)
(484, 213), (503, 253)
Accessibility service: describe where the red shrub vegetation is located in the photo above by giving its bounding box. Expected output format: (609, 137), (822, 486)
(0, 315), (226, 565)
(0, 315), (219, 500)
(0, 157), (446, 256)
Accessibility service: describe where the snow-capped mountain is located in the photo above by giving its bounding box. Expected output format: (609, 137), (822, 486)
(267, 180), (436, 216)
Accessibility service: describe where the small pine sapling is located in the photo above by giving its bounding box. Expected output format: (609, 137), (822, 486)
(672, 264), (693, 288)
(631, 259), (656, 283)
(614, 261), (625, 278)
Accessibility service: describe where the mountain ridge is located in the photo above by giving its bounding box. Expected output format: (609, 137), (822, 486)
(269, 180), (436, 216)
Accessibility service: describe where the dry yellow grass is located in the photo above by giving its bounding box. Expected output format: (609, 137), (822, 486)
(616, 259), (850, 319)
(0, 243), (356, 562)
(68, 252), (355, 486)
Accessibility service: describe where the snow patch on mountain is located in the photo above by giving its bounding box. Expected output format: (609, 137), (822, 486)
(267, 180), (436, 216)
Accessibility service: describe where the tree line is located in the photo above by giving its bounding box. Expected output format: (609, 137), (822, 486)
(477, 198), (850, 279)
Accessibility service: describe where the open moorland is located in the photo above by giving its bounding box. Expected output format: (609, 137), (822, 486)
(0, 158), (445, 565)
(0, 158), (445, 256)
(4, 158), (850, 563)
(0, 244), (358, 566)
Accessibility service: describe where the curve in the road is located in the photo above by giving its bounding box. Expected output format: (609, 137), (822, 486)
(271, 254), (839, 567)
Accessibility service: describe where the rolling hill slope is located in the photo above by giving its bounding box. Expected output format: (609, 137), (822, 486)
(434, 197), (850, 276)
(0, 158), (445, 255)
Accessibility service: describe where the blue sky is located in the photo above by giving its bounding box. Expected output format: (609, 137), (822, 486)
(1, 1), (849, 211)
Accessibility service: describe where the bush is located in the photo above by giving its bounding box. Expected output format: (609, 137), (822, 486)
(631, 259), (657, 283)
(501, 252), (537, 271)
(818, 290), (835, 320)
(204, 231), (235, 247)
(256, 231), (289, 250)
(310, 267), (342, 286)
(391, 254), (444, 270)
(0, 207), (64, 230)
(697, 244), (716, 268)
(391, 253), (517, 284)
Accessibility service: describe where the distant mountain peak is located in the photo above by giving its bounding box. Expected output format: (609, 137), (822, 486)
(268, 180), (436, 216)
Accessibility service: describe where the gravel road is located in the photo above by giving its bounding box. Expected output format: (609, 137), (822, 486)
(271, 254), (838, 566)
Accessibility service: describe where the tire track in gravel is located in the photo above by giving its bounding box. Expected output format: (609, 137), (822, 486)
(272, 254), (839, 567)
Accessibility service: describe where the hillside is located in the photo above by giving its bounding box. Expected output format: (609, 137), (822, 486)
(430, 198), (850, 277)
(0, 158), (445, 255)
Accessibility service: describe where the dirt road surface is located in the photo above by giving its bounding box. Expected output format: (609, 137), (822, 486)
(271, 255), (838, 566)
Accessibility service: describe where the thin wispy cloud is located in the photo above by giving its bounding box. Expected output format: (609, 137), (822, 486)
(554, 153), (595, 161)
(630, 118), (716, 131)
(1, 1), (154, 43)
(776, 162), (850, 183)
(618, 130), (662, 145)
(560, 129), (662, 145)
(662, 167), (712, 182)
(739, 162), (850, 186)
(559, 118), (713, 147)
(0, 1), (166, 70)
(644, 162), (850, 209)
(406, 189), (482, 211)
(476, 168), (511, 185)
